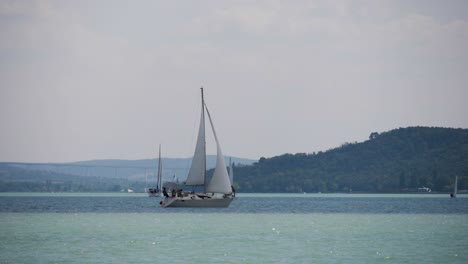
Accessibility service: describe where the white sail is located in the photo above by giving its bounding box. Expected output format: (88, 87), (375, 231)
(205, 105), (232, 194)
(185, 102), (206, 186)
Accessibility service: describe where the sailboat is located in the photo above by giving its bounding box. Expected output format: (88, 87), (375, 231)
(450, 175), (458, 198)
(160, 88), (234, 208)
(148, 145), (163, 197)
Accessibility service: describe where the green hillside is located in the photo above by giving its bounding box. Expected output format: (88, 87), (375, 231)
(232, 127), (468, 193)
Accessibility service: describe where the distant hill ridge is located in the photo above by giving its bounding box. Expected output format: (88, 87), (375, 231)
(0, 156), (255, 192)
(70, 155), (255, 180)
(3, 155), (255, 180)
(1, 127), (467, 193)
(72, 155), (254, 170)
(233, 127), (468, 193)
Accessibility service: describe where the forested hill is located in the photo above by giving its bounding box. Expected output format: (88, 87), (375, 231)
(233, 127), (468, 193)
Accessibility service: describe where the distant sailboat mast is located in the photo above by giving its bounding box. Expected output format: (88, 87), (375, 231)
(158, 144), (162, 195)
(455, 175), (458, 196)
(450, 175), (458, 198)
(201, 87), (207, 193)
(454, 175), (458, 198)
(229, 157), (234, 185)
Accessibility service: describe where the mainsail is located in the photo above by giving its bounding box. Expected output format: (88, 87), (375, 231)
(185, 101), (206, 186)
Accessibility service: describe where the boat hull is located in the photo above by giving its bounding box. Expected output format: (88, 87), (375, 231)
(147, 189), (160, 197)
(161, 194), (233, 208)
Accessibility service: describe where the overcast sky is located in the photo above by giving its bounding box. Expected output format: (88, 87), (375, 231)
(1, 0), (467, 163)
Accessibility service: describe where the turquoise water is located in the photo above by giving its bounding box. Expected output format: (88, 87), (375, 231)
(1, 194), (467, 263)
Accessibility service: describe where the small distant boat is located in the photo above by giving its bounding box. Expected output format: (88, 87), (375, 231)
(450, 175), (458, 198)
(160, 88), (235, 208)
(148, 145), (163, 197)
(417, 186), (431, 193)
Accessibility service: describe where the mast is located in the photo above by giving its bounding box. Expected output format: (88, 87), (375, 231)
(201, 87), (207, 193)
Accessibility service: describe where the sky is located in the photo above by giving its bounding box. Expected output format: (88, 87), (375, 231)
(1, 0), (467, 163)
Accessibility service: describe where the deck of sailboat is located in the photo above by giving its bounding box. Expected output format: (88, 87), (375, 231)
(161, 194), (234, 208)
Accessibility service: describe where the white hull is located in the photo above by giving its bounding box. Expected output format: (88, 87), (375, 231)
(148, 192), (160, 197)
(161, 194), (233, 208)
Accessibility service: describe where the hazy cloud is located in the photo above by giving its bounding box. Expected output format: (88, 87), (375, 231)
(1, 0), (467, 162)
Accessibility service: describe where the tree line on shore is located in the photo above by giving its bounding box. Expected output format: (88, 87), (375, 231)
(231, 127), (467, 193)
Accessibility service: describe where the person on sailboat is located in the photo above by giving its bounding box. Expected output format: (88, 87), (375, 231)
(231, 185), (236, 197)
(162, 187), (169, 197)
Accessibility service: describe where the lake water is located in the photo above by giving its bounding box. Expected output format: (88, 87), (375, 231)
(1, 193), (467, 263)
